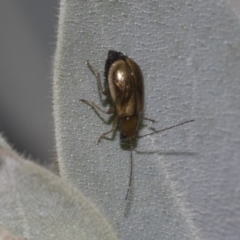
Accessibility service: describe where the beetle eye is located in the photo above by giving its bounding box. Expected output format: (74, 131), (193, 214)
(119, 116), (139, 140)
(120, 133), (128, 140)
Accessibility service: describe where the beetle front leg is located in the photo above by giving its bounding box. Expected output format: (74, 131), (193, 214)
(79, 99), (114, 115)
(97, 117), (118, 144)
(87, 60), (108, 96)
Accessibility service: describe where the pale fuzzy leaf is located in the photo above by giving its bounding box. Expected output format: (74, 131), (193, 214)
(0, 227), (26, 240)
(0, 147), (118, 240)
(53, 0), (240, 239)
(0, 133), (15, 154)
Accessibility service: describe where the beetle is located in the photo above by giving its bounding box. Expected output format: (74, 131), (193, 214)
(80, 50), (194, 200)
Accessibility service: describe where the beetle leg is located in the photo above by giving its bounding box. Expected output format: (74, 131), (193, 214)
(80, 99), (110, 114)
(143, 117), (157, 123)
(97, 117), (118, 144)
(80, 99), (115, 115)
(87, 60), (108, 96)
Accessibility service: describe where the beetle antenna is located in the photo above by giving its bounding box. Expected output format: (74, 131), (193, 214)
(125, 140), (133, 200)
(138, 119), (194, 138)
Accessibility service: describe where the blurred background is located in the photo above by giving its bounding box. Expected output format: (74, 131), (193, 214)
(0, 1), (59, 167)
(0, 1), (239, 169)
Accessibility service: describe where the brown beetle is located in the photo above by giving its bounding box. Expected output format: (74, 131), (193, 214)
(80, 50), (194, 200)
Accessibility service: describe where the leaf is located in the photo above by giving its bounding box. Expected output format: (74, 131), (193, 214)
(0, 134), (118, 240)
(53, 0), (240, 239)
(0, 227), (26, 240)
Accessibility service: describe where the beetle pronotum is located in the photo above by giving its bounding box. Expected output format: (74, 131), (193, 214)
(80, 50), (194, 200)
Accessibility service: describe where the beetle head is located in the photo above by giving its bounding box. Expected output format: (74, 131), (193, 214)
(119, 116), (139, 140)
